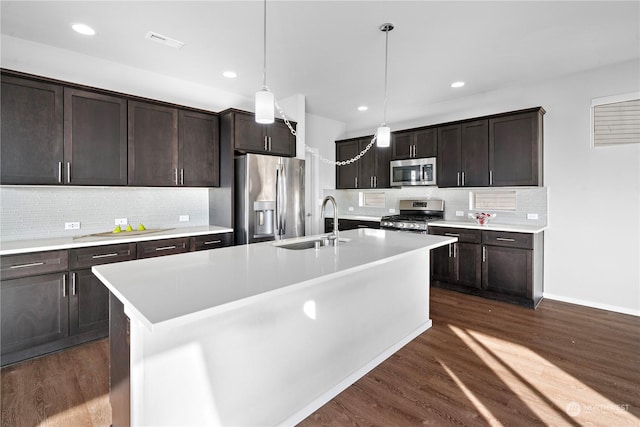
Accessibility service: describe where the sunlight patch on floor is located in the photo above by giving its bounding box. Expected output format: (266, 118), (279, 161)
(448, 325), (638, 426)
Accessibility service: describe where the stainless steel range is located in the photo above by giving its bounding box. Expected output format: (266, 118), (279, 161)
(381, 199), (444, 233)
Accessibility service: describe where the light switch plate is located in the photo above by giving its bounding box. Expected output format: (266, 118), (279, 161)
(115, 218), (128, 226)
(65, 222), (80, 230)
(456, 211), (464, 217)
(179, 215), (190, 222)
(527, 213), (539, 220)
(388, 208), (396, 213)
(348, 207), (354, 212)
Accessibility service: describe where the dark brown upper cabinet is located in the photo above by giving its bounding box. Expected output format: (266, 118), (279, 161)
(179, 110), (220, 187)
(335, 136), (389, 189)
(489, 109), (543, 187)
(437, 120), (489, 187)
(1, 75), (64, 184)
(128, 101), (220, 187)
(232, 110), (296, 157)
(128, 100), (179, 186)
(64, 88), (128, 185)
(391, 127), (437, 160)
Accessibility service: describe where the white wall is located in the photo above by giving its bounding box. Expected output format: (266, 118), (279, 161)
(340, 60), (640, 315)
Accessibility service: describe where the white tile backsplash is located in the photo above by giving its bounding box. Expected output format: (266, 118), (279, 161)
(0, 186), (210, 241)
(323, 186), (548, 226)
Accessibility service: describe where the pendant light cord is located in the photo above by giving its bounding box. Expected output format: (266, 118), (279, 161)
(382, 26), (389, 126)
(262, 0), (268, 89)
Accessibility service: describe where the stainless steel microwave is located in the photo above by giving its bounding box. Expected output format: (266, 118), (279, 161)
(390, 157), (437, 186)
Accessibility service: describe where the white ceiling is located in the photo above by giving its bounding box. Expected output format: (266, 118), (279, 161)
(1, 1), (639, 132)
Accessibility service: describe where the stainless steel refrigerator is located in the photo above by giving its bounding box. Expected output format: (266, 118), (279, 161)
(235, 154), (305, 244)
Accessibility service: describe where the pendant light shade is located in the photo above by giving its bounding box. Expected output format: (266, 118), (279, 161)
(255, 88), (274, 124)
(377, 125), (391, 147)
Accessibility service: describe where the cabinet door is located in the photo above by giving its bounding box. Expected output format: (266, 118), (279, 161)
(358, 138), (376, 189)
(191, 233), (233, 251)
(461, 120), (489, 187)
(137, 237), (191, 259)
(179, 110), (220, 187)
(437, 125), (461, 187)
(455, 242), (482, 288)
(234, 112), (267, 153)
(430, 244), (453, 282)
(489, 111), (542, 186)
(64, 88), (127, 185)
(415, 128), (437, 158)
(267, 120), (296, 157)
(374, 143), (391, 188)
(69, 269), (109, 336)
(1, 273), (69, 355)
(391, 131), (414, 160)
(482, 245), (532, 297)
(335, 140), (359, 189)
(128, 101), (178, 186)
(1, 76), (63, 184)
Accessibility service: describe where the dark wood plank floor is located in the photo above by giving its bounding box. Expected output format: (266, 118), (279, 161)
(2, 288), (639, 426)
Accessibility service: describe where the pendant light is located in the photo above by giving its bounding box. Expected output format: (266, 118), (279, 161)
(376, 23), (394, 147)
(255, 0), (274, 124)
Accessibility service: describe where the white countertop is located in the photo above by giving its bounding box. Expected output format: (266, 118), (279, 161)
(0, 225), (233, 255)
(428, 220), (547, 234)
(93, 229), (456, 331)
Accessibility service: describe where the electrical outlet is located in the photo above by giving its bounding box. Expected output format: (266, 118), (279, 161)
(527, 213), (539, 220)
(388, 208), (396, 214)
(179, 215), (190, 222)
(65, 222), (80, 230)
(348, 207), (354, 212)
(115, 218), (128, 226)
(456, 211), (464, 217)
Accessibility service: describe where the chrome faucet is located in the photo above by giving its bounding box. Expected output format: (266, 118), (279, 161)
(321, 195), (339, 244)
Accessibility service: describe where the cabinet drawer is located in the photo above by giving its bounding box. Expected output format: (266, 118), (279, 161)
(482, 231), (533, 250)
(429, 227), (481, 244)
(191, 233), (233, 251)
(70, 243), (136, 269)
(1, 250), (69, 280)
(137, 238), (190, 259)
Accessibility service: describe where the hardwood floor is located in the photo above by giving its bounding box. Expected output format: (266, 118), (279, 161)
(2, 288), (638, 426)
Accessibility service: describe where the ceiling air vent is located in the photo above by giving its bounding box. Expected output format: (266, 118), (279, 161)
(145, 31), (184, 49)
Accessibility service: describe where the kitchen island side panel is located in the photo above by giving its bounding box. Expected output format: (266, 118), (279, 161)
(127, 250), (430, 426)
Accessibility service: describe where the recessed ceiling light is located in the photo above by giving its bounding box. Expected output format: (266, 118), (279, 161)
(72, 23), (96, 36)
(223, 71), (237, 79)
(358, 106), (368, 111)
(451, 81), (465, 88)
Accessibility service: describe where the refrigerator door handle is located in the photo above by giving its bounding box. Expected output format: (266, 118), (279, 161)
(275, 164), (284, 238)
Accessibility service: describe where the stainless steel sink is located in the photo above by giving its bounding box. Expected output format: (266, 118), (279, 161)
(273, 236), (350, 250)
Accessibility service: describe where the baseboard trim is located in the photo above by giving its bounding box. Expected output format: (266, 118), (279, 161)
(543, 292), (640, 317)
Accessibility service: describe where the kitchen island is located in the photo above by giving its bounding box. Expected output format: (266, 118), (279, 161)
(93, 228), (455, 426)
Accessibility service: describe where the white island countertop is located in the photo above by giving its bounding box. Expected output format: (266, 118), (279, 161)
(93, 228), (455, 331)
(428, 220), (547, 234)
(0, 225), (233, 256)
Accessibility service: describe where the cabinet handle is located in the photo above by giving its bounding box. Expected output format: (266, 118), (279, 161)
(453, 243), (457, 258)
(58, 162), (63, 183)
(374, 176), (378, 187)
(264, 136), (268, 151)
(155, 245), (177, 251)
(180, 169), (185, 186)
(482, 246), (486, 263)
(66, 162), (71, 184)
(448, 243), (452, 258)
(355, 177), (358, 188)
(490, 170), (493, 186)
(174, 169), (179, 186)
(72, 272), (77, 296)
(203, 240), (222, 245)
(461, 171), (466, 186)
(62, 273), (67, 298)
(496, 237), (516, 242)
(9, 261), (45, 269)
(457, 172), (460, 186)
(268, 136), (272, 151)
(92, 253), (119, 259)
(444, 233), (460, 237)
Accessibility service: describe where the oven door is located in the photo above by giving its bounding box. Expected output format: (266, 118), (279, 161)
(390, 158), (436, 186)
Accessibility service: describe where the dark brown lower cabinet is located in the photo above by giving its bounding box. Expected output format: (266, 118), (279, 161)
(69, 269), (110, 336)
(0, 273), (69, 360)
(430, 227), (543, 308)
(324, 218), (381, 232)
